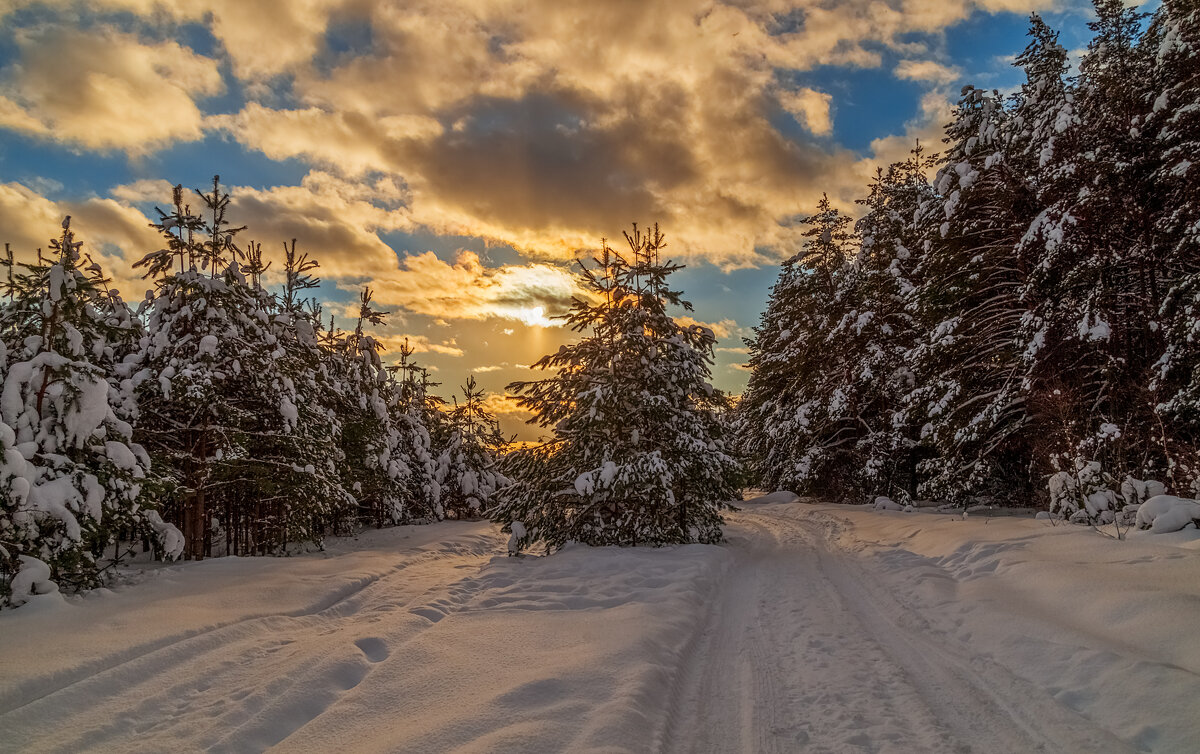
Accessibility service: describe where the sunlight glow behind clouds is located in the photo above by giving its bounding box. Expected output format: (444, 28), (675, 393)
(366, 250), (583, 326)
(0, 0), (1053, 269)
(0, 0), (1064, 418)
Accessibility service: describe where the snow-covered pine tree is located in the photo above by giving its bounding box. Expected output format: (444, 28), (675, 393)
(1008, 14), (1077, 188)
(220, 239), (355, 553)
(847, 147), (937, 498)
(1, 219), (179, 607)
(392, 342), (443, 519)
(437, 375), (511, 519)
(1148, 0), (1200, 491)
(738, 196), (867, 497)
(1017, 0), (1163, 482)
(132, 179), (351, 558)
(494, 225), (740, 552)
(327, 288), (438, 527)
(901, 84), (1041, 503)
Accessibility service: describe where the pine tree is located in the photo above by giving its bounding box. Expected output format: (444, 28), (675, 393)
(327, 289), (439, 527)
(738, 196), (867, 497)
(1149, 0), (1200, 491)
(132, 179), (353, 558)
(902, 84), (1042, 502)
(1, 220), (179, 606)
(437, 375), (511, 519)
(494, 225), (740, 552)
(1009, 14), (1077, 184)
(848, 146), (937, 497)
(1018, 0), (1162, 482)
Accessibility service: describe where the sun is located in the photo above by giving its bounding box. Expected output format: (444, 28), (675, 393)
(512, 305), (555, 328)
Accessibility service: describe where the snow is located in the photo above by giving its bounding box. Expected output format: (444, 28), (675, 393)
(47, 265), (66, 302)
(3, 503), (1200, 752)
(873, 495), (904, 511)
(197, 334), (219, 357)
(742, 490), (800, 505)
(1135, 495), (1200, 533)
(63, 371), (110, 448)
(279, 395), (299, 430)
(103, 440), (138, 471)
(143, 509), (185, 560)
(1078, 314), (1111, 341)
(7, 555), (57, 608)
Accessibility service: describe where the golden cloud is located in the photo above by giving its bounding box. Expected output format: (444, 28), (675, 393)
(895, 59), (963, 85)
(675, 316), (743, 341)
(367, 250), (583, 326)
(778, 87), (834, 136)
(0, 25), (221, 154)
(0, 0), (1052, 270)
(373, 333), (465, 358)
(195, 0), (1048, 267)
(0, 182), (160, 299)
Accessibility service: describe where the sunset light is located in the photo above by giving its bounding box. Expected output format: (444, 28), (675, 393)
(5, 2), (1200, 751)
(0, 0), (1111, 444)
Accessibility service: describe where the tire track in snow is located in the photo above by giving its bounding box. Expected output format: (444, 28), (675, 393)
(792, 505), (1133, 753)
(659, 509), (954, 754)
(0, 531), (504, 754)
(659, 505), (1136, 754)
(0, 530), (499, 720)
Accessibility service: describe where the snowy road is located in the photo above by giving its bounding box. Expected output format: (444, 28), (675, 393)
(661, 505), (1131, 754)
(3, 500), (1199, 752)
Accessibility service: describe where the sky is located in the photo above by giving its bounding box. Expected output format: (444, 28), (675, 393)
(0, 0), (1111, 439)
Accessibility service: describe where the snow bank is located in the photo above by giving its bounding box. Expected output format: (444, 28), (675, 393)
(6, 556), (60, 610)
(816, 504), (1200, 752)
(873, 495), (904, 511)
(1135, 495), (1200, 533)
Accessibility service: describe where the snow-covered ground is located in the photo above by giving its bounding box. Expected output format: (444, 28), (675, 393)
(3, 497), (1200, 753)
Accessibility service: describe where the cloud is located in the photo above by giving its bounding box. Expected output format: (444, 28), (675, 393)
(0, 181), (161, 298)
(0, 25), (221, 154)
(480, 391), (536, 423)
(373, 333), (464, 358)
(199, 0), (1049, 267)
(895, 59), (963, 85)
(855, 90), (954, 181)
(676, 316), (742, 340)
(0, 0), (1054, 269)
(778, 87), (834, 136)
(109, 171), (420, 281)
(367, 249), (584, 326)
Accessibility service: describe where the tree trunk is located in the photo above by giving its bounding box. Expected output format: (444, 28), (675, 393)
(185, 486), (206, 561)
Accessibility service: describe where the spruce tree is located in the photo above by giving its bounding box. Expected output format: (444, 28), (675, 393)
(326, 290), (440, 527)
(738, 196), (868, 497)
(848, 148), (936, 497)
(493, 225), (740, 552)
(132, 179), (354, 558)
(1149, 0), (1200, 491)
(902, 84), (1040, 502)
(1, 220), (178, 606)
(1018, 0), (1162, 482)
(437, 375), (511, 519)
